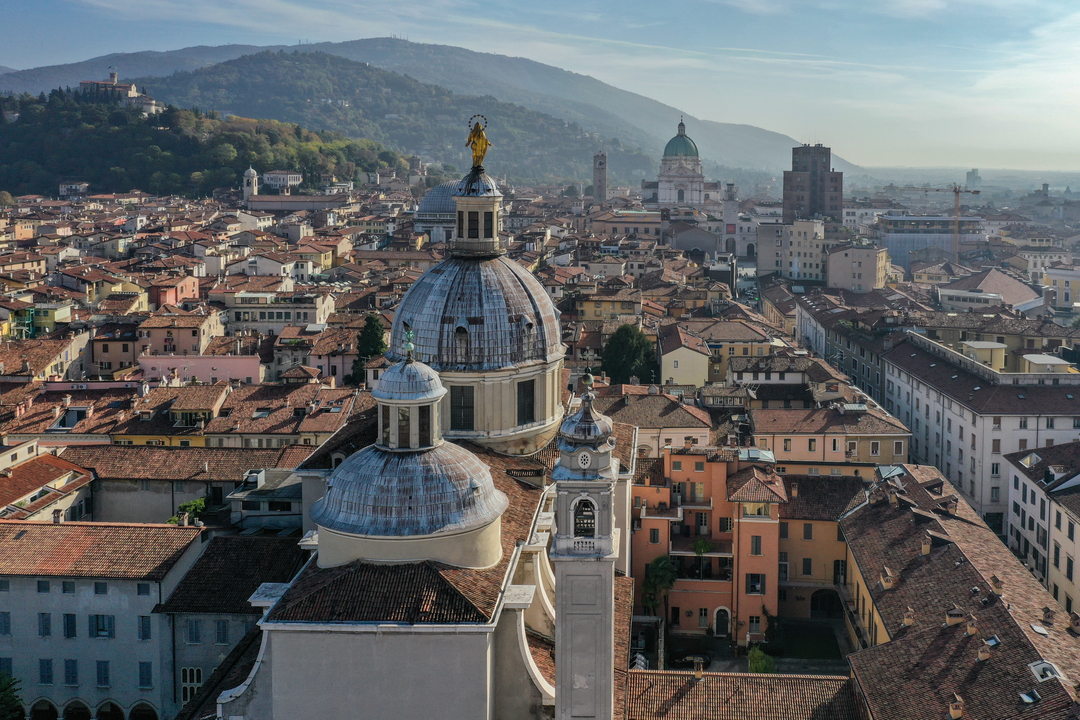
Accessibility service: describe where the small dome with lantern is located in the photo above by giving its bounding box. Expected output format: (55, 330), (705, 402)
(558, 372), (614, 449)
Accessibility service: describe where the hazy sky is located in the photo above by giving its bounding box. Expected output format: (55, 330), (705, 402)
(4, 0), (1079, 171)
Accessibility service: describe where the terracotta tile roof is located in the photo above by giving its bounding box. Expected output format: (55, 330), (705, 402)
(156, 536), (307, 615)
(843, 464), (1080, 720)
(749, 406), (908, 436)
(203, 384), (356, 436)
(778, 475), (867, 521)
(59, 445), (314, 481)
(0, 453), (91, 509)
(625, 671), (862, 720)
(0, 520), (201, 579)
(881, 336), (1080, 415)
(592, 395), (712, 430)
(0, 338), (72, 376)
(727, 466), (788, 503)
(658, 324), (710, 356)
(526, 631), (556, 685)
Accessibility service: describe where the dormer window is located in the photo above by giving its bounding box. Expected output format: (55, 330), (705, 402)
(574, 500), (596, 538)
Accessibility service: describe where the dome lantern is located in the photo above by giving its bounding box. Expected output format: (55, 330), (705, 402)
(663, 118), (700, 158)
(371, 351), (447, 451)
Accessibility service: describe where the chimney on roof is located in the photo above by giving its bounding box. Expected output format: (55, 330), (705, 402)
(21, 360), (31, 374)
(881, 567), (898, 590)
(52, 508), (63, 524)
(921, 534), (932, 556)
(903, 607), (916, 627)
(1043, 606), (1056, 624)
(177, 512), (189, 526)
(62, 395), (71, 407)
(946, 604), (965, 626)
(990, 575), (1004, 595)
(965, 614), (978, 636)
(52, 406), (61, 419)
(948, 693), (964, 720)
(977, 643), (992, 662)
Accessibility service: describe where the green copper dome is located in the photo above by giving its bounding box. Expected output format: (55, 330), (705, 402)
(664, 120), (699, 157)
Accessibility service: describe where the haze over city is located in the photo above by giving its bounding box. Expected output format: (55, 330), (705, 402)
(3, 0), (1078, 171)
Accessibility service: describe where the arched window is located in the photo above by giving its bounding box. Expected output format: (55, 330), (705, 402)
(454, 326), (469, 363)
(574, 499), (596, 538)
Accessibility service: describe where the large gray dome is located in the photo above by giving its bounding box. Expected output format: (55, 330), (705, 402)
(310, 442), (508, 537)
(416, 180), (458, 216)
(388, 256), (563, 371)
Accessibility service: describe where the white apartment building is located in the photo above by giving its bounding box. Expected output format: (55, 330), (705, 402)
(1003, 442), (1080, 616)
(880, 330), (1080, 538)
(0, 521), (203, 720)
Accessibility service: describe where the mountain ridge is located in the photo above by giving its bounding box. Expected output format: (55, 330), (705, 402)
(0, 38), (860, 174)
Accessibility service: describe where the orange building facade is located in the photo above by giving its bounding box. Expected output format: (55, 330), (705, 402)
(632, 446), (867, 647)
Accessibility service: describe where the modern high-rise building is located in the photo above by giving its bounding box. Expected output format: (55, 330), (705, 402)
(782, 144), (843, 223)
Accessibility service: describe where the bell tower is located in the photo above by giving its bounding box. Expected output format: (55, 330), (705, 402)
(550, 372), (618, 720)
(243, 166), (258, 202)
(593, 152), (608, 203)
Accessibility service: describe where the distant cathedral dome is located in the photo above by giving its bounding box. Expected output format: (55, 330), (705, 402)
(415, 180), (459, 216)
(663, 120), (699, 158)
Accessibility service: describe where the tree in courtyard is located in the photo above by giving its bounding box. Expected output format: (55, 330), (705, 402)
(748, 645), (776, 674)
(641, 555), (677, 619)
(693, 537), (715, 579)
(0, 672), (22, 720)
(347, 314), (388, 385)
(601, 324), (657, 384)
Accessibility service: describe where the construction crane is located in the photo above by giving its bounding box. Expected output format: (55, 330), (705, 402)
(889, 184), (981, 261)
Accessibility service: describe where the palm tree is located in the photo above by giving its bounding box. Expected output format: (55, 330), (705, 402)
(693, 538), (715, 579)
(645, 555), (677, 621)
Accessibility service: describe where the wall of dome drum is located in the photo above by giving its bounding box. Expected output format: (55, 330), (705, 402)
(438, 359), (564, 456)
(316, 513), (504, 569)
(310, 441), (508, 568)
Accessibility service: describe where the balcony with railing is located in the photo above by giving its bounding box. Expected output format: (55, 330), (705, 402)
(672, 554), (733, 581)
(669, 531), (733, 556)
(835, 582), (871, 650)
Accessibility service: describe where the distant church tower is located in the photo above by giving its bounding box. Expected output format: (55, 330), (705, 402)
(243, 166), (258, 202)
(593, 152), (607, 202)
(550, 373), (618, 720)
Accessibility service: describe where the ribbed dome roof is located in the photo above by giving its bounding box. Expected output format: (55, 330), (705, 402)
(416, 180), (458, 216)
(559, 390), (613, 445)
(310, 442), (508, 537)
(387, 256), (563, 371)
(371, 359), (446, 403)
(453, 166), (501, 198)
(664, 120), (699, 158)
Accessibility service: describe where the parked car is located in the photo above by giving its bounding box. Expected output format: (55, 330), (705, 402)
(668, 653), (711, 669)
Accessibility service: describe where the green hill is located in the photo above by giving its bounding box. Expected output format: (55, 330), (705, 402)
(134, 51), (657, 185)
(0, 38), (861, 174)
(0, 91), (406, 197)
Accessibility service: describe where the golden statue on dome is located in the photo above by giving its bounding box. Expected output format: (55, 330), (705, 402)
(466, 115), (491, 168)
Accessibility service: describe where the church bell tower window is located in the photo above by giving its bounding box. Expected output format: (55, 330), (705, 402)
(484, 211), (494, 238)
(574, 500), (596, 538)
(467, 211), (480, 239)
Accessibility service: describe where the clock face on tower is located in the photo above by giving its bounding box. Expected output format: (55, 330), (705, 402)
(596, 160), (605, 169)
(577, 451), (592, 469)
